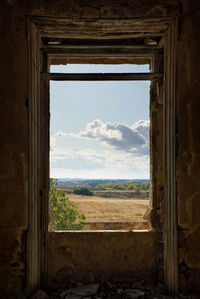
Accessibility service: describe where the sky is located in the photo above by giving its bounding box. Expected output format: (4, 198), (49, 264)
(50, 64), (150, 180)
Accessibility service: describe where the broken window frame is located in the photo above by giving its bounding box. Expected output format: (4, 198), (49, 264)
(48, 65), (158, 231)
(27, 17), (178, 297)
(46, 58), (162, 229)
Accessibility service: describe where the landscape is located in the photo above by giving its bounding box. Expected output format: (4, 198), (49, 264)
(49, 178), (150, 231)
(50, 67), (151, 231)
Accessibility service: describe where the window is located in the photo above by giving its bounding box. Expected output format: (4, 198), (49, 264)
(49, 63), (152, 231)
(28, 17), (178, 295)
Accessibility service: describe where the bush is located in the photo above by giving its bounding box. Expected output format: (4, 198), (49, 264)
(73, 187), (94, 196)
(49, 178), (86, 231)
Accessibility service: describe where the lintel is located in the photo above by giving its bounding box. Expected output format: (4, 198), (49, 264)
(46, 72), (162, 81)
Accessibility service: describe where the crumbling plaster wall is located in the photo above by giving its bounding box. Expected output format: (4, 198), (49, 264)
(0, 2), (28, 298)
(48, 231), (156, 291)
(0, 0), (200, 297)
(177, 0), (200, 294)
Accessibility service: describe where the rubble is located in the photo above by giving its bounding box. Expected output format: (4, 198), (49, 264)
(60, 284), (99, 298)
(48, 282), (200, 299)
(125, 289), (145, 298)
(30, 289), (49, 299)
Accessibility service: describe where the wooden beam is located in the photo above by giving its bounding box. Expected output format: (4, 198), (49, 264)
(42, 47), (162, 56)
(46, 72), (163, 81)
(163, 20), (178, 296)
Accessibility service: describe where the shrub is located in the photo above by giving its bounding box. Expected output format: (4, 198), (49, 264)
(49, 178), (86, 231)
(73, 187), (94, 196)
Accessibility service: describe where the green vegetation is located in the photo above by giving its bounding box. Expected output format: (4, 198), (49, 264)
(49, 178), (86, 231)
(73, 187), (94, 196)
(136, 212), (143, 216)
(98, 181), (150, 191)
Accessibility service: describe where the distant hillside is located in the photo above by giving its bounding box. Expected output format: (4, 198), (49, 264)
(58, 181), (90, 188)
(56, 178), (150, 188)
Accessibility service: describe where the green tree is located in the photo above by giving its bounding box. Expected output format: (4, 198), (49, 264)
(127, 182), (135, 190)
(141, 182), (150, 191)
(98, 184), (104, 189)
(135, 183), (141, 192)
(49, 178), (86, 231)
(73, 187), (93, 196)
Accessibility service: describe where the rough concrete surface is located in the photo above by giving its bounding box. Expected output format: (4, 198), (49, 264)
(0, 0), (200, 297)
(48, 231), (156, 290)
(176, 0), (200, 293)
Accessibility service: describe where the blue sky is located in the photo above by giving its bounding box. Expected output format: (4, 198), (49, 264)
(50, 64), (150, 179)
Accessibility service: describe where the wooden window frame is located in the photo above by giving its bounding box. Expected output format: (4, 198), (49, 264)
(27, 16), (178, 297)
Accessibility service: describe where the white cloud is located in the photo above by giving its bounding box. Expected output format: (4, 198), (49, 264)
(79, 119), (122, 141)
(71, 119), (149, 152)
(50, 136), (56, 150)
(54, 131), (67, 138)
(50, 147), (105, 166)
(49, 119), (150, 179)
(132, 120), (150, 143)
(50, 147), (149, 179)
(50, 130), (67, 151)
(51, 167), (149, 180)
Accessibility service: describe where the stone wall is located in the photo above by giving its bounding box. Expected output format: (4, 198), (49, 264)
(177, 0), (200, 294)
(0, 0), (200, 297)
(0, 1), (29, 298)
(48, 231), (156, 291)
(0, 230), (26, 299)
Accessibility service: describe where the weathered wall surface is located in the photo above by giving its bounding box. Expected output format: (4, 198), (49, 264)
(177, 0), (200, 294)
(0, 230), (26, 299)
(0, 2), (29, 298)
(48, 231), (156, 290)
(0, 0), (200, 297)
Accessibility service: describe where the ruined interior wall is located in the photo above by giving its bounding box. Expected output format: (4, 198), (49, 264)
(48, 231), (156, 290)
(0, 2), (28, 298)
(0, 230), (26, 298)
(177, 0), (200, 294)
(0, 0), (200, 297)
(0, 1), (175, 297)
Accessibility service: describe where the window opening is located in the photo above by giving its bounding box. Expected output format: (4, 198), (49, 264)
(49, 64), (151, 231)
(50, 64), (150, 73)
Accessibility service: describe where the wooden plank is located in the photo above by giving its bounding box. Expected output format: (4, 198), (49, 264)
(41, 37), (162, 49)
(48, 52), (155, 66)
(46, 72), (163, 81)
(49, 56), (152, 66)
(32, 16), (173, 28)
(31, 17), (172, 39)
(43, 47), (163, 56)
(163, 20), (178, 296)
(27, 18), (41, 296)
(40, 51), (49, 291)
(42, 44), (159, 50)
(41, 32), (166, 39)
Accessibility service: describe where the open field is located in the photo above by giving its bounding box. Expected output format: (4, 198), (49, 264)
(67, 193), (149, 223)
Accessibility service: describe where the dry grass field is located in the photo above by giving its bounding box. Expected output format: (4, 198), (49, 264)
(67, 193), (149, 223)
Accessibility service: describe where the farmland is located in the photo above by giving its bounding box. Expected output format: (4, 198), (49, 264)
(61, 189), (149, 223)
(49, 179), (151, 230)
